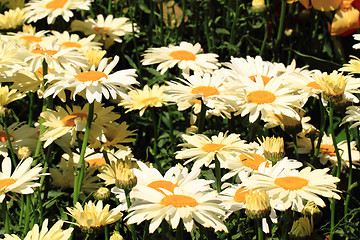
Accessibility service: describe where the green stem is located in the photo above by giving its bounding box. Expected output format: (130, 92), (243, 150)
(280, 210), (292, 240)
(28, 92), (34, 126)
(292, 134), (299, 160)
(149, 108), (162, 173)
(259, 16), (268, 57)
(275, 0), (286, 61)
(125, 190), (137, 240)
(159, 0), (165, 45)
(0, 116), (17, 166)
(103, 150), (111, 165)
(256, 218), (264, 240)
(203, 1), (212, 51)
(215, 158), (222, 193)
(328, 102), (343, 240)
(229, 0), (239, 56)
(105, 225), (109, 240)
(2, 200), (10, 233)
(34, 60), (49, 159)
(22, 195), (31, 237)
(19, 195), (24, 225)
(197, 99), (207, 133)
(312, 99), (326, 162)
(73, 102), (95, 205)
(344, 124), (353, 221)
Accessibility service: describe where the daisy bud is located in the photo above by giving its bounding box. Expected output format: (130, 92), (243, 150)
(302, 201), (322, 225)
(252, 0), (267, 12)
(110, 231), (124, 240)
(115, 168), (137, 191)
(245, 190), (271, 219)
(17, 146), (32, 160)
(289, 217), (313, 240)
(314, 71), (350, 104)
(258, 136), (285, 164)
(94, 187), (111, 201)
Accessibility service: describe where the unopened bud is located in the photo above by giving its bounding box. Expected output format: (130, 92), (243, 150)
(245, 189), (271, 219)
(289, 217), (313, 240)
(17, 146), (32, 160)
(110, 231), (124, 240)
(94, 187), (111, 201)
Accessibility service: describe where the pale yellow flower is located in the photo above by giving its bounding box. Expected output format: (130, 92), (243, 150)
(0, 8), (26, 30)
(0, 84), (25, 111)
(88, 121), (136, 151)
(67, 200), (123, 230)
(3, 219), (73, 240)
(120, 84), (167, 116)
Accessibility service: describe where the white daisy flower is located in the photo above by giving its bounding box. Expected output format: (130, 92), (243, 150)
(223, 55), (282, 86)
(40, 103), (120, 147)
(25, 40), (89, 72)
(242, 160), (340, 211)
(0, 38), (26, 77)
(165, 72), (238, 118)
(51, 31), (102, 51)
(43, 55), (138, 103)
(235, 75), (302, 123)
(142, 41), (219, 75)
(70, 14), (136, 49)
(221, 142), (270, 181)
(175, 132), (248, 169)
(0, 157), (45, 202)
(0, 122), (38, 157)
(297, 132), (360, 170)
(24, 0), (92, 24)
(6, 25), (51, 50)
(126, 186), (228, 233)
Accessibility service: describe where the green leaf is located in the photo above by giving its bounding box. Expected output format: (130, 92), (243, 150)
(216, 28), (230, 35)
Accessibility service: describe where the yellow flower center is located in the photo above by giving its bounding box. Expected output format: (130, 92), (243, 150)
(233, 188), (250, 203)
(239, 153), (269, 170)
(191, 86), (220, 97)
(202, 143), (225, 152)
(247, 90), (276, 104)
(169, 50), (196, 61)
(249, 75), (271, 86)
(0, 132), (13, 142)
(62, 113), (88, 127)
(93, 27), (112, 34)
(320, 144), (336, 156)
(148, 180), (179, 194)
(306, 82), (322, 90)
(61, 41), (82, 48)
(0, 178), (16, 189)
(141, 97), (160, 106)
(45, 0), (68, 9)
(86, 158), (107, 167)
(31, 49), (58, 55)
(274, 176), (309, 190)
(160, 194), (198, 207)
(75, 71), (108, 82)
(20, 35), (42, 43)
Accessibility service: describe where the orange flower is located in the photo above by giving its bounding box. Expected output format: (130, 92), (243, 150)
(330, 4), (360, 36)
(312, 0), (342, 11)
